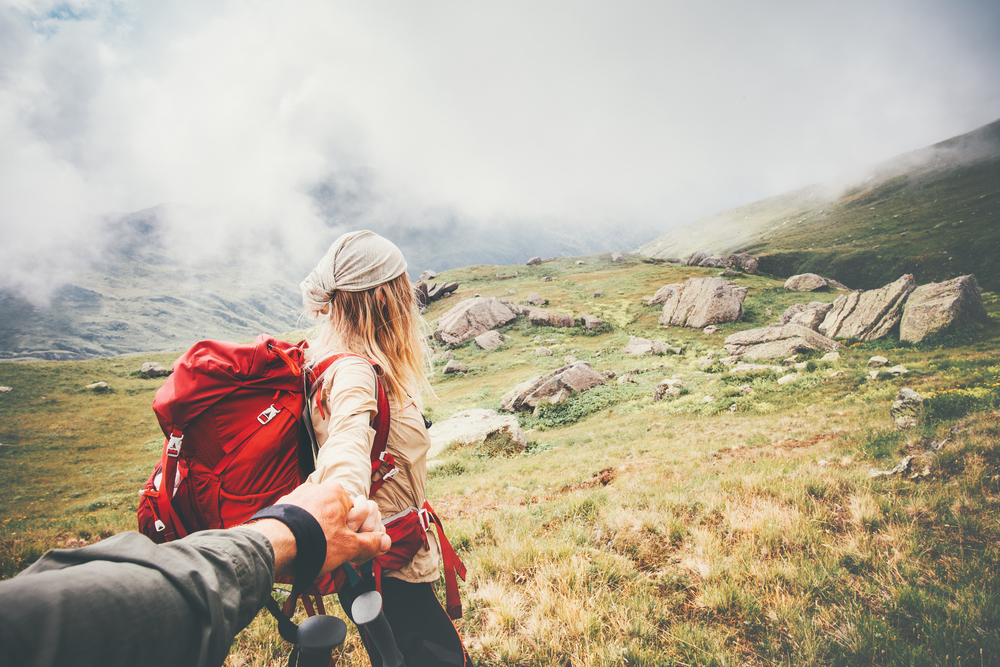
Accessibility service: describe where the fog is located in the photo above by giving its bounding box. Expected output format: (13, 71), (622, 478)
(2, 0), (999, 303)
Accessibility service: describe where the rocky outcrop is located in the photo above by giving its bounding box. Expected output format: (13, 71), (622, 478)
(899, 274), (989, 343)
(140, 362), (171, 378)
(528, 308), (575, 328)
(723, 324), (839, 359)
(434, 297), (523, 345)
(623, 336), (681, 356)
(685, 251), (725, 267)
(475, 331), (505, 350)
(427, 408), (527, 459)
(499, 361), (606, 412)
(784, 273), (828, 291)
(724, 253), (758, 274)
(647, 283), (684, 306)
(780, 301), (834, 330)
(658, 278), (748, 329)
(818, 275), (916, 342)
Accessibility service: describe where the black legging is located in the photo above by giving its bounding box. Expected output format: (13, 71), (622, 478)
(337, 570), (474, 667)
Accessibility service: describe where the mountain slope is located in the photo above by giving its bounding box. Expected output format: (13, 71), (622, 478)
(637, 118), (1000, 291)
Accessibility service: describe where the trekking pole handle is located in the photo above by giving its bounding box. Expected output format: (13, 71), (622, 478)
(352, 591), (405, 667)
(294, 614), (347, 667)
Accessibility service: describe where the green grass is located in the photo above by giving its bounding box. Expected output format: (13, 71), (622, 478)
(2, 260), (1000, 666)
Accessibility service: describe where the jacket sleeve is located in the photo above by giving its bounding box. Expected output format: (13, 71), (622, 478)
(0, 528), (274, 667)
(307, 357), (378, 500)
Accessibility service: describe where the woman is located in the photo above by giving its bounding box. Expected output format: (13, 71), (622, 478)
(299, 230), (470, 667)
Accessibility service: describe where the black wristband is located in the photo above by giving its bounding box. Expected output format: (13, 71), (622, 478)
(250, 504), (327, 591)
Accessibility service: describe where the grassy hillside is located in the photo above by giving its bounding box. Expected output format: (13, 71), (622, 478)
(637, 119), (1000, 292)
(2, 256), (999, 666)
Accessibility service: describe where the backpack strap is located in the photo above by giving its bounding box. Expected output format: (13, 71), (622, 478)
(305, 353), (392, 500)
(155, 428), (189, 541)
(422, 500), (467, 620)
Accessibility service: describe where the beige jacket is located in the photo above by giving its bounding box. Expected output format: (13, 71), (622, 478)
(306, 356), (440, 583)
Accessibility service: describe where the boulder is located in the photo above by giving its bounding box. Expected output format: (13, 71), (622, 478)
(413, 282), (429, 308)
(890, 388), (923, 429)
(528, 308), (575, 328)
(623, 336), (680, 356)
(647, 283), (685, 306)
(418, 270), (437, 283)
(443, 360), (468, 374)
(820, 351), (840, 362)
(580, 314), (605, 330)
(526, 257), (542, 266)
(818, 274), (916, 342)
(475, 331), (505, 351)
(575, 260), (585, 265)
(526, 292), (547, 307)
(541, 276), (553, 282)
(140, 362), (171, 378)
(777, 374), (800, 385)
(499, 361), (607, 412)
(867, 356), (889, 368)
(427, 409), (527, 459)
(564, 355), (578, 364)
(496, 272), (519, 280)
(0, 387), (11, 392)
(85, 381), (110, 392)
(899, 274), (990, 343)
(535, 347), (553, 356)
(887, 365), (908, 376)
(658, 278), (749, 329)
(427, 281), (459, 300)
(780, 301), (834, 331)
(685, 251), (725, 267)
(434, 297), (523, 345)
(431, 350), (454, 362)
(723, 324), (839, 360)
(718, 268), (738, 278)
(784, 274), (828, 292)
(724, 253), (758, 274)
(654, 378), (684, 401)
(731, 363), (782, 374)
(703, 325), (719, 334)
(611, 252), (624, 263)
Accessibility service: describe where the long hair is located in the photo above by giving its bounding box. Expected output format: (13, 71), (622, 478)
(303, 273), (433, 406)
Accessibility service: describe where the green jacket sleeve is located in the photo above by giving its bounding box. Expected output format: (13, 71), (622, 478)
(0, 528), (275, 667)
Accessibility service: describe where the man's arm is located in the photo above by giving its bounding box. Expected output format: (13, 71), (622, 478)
(0, 480), (389, 667)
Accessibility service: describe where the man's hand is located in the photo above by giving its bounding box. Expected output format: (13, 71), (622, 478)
(246, 480), (390, 577)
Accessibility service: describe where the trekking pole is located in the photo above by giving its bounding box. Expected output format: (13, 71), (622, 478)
(352, 591), (405, 667)
(292, 614), (348, 667)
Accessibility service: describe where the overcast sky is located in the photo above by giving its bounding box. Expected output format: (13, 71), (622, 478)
(2, 0), (999, 301)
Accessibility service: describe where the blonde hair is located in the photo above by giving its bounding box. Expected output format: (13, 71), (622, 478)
(303, 272), (433, 406)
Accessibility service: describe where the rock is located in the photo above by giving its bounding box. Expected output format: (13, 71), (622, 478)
(731, 363), (782, 374)
(431, 350), (455, 362)
(564, 356), (579, 364)
(828, 370), (847, 379)
(575, 260), (585, 265)
(526, 292), (547, 307)
(685, 251), (725, 267)
(528, 308), (575, 328)
(427, 409), (527, 459)
(899, 274), (990, 343)
(653, 378), (684, 401)
(443, 360), (468, 374)
(526, 257), (542, 266)
(784, 273), (828, 291)
(723, 324), (839, 359)
(495, 272), (519, 280)
(794, 362), (809, 370)
(777, 374), (800, 385)
(870, 455), (915, 477)
(140, 362), (171, 377)
(611, 252), (624, 263)
(593, 291), (602, 298)
(535, 347), (553, 356)
(886, 365), (908, 376)
(541, 276), (553, 282)
(890, 388), (924, 429)
(85, 381), (110, 392)
(780, 301), (834, 331)
(658, 277), (749, 329)
(739, 384), (753, 394)
(418, 270), (437, 283)
(703, 396), (715, 403)
(724, 253), (758, 274)
(623, 336), (680, 356)
(818, 274), (916, 342)
(720, 355), (740, 366)
(413, 282), (429, 308)
(782, 355), (799, 366)
(475, 331), (505, 350)
(718, 268), (738, 278)
(868, 370), (881, 380)
(427, 281), (460, 300)
(580, 314), (605, 330)
(499, 361), (607, 412)
(506, 289), (517, 295)
(703, 325), (719, 334)
(867, 356), (889, 368)
(434, 297), (523, 345)
(647, 283), (685, 306)
(616, 374), (636, 385)
(820, 352), (841, 362)
(0, 386), (11, 392)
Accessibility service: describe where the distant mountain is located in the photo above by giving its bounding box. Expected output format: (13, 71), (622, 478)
(636, 118), (1000, 291)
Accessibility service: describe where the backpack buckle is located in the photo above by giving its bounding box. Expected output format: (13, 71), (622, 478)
(382, 467), (399, 482)
(154, 519), (166, 532)
(418, 508), (430, 532)
(166, 435), (183, 458)
(258, 405), (280, 425)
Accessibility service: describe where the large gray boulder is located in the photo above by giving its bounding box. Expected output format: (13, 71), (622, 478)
(899, 274), (989, 343)
(724, 324), (839, 359)
(475, 330), (505, 350)
(140, 361), (171, 378)
(418, 270), (437, 283)
(658, 277), (748, 329)
(784, 273), (828, 291)
(623, 336), (681, 356)
(528, 308), (575, 328)
(434, 297), (523, 345)
(780, 301), (834, 331)
(818, 274), (916, 341)
(526, 292), (547, 307)
(580, 313), (605, 330)
(647, 283), (685, 306)
(724, 253), (758, 274)
(500, 361), (606, 412)
(427, 408), (527, 459)
(685, 251), (725, 267)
